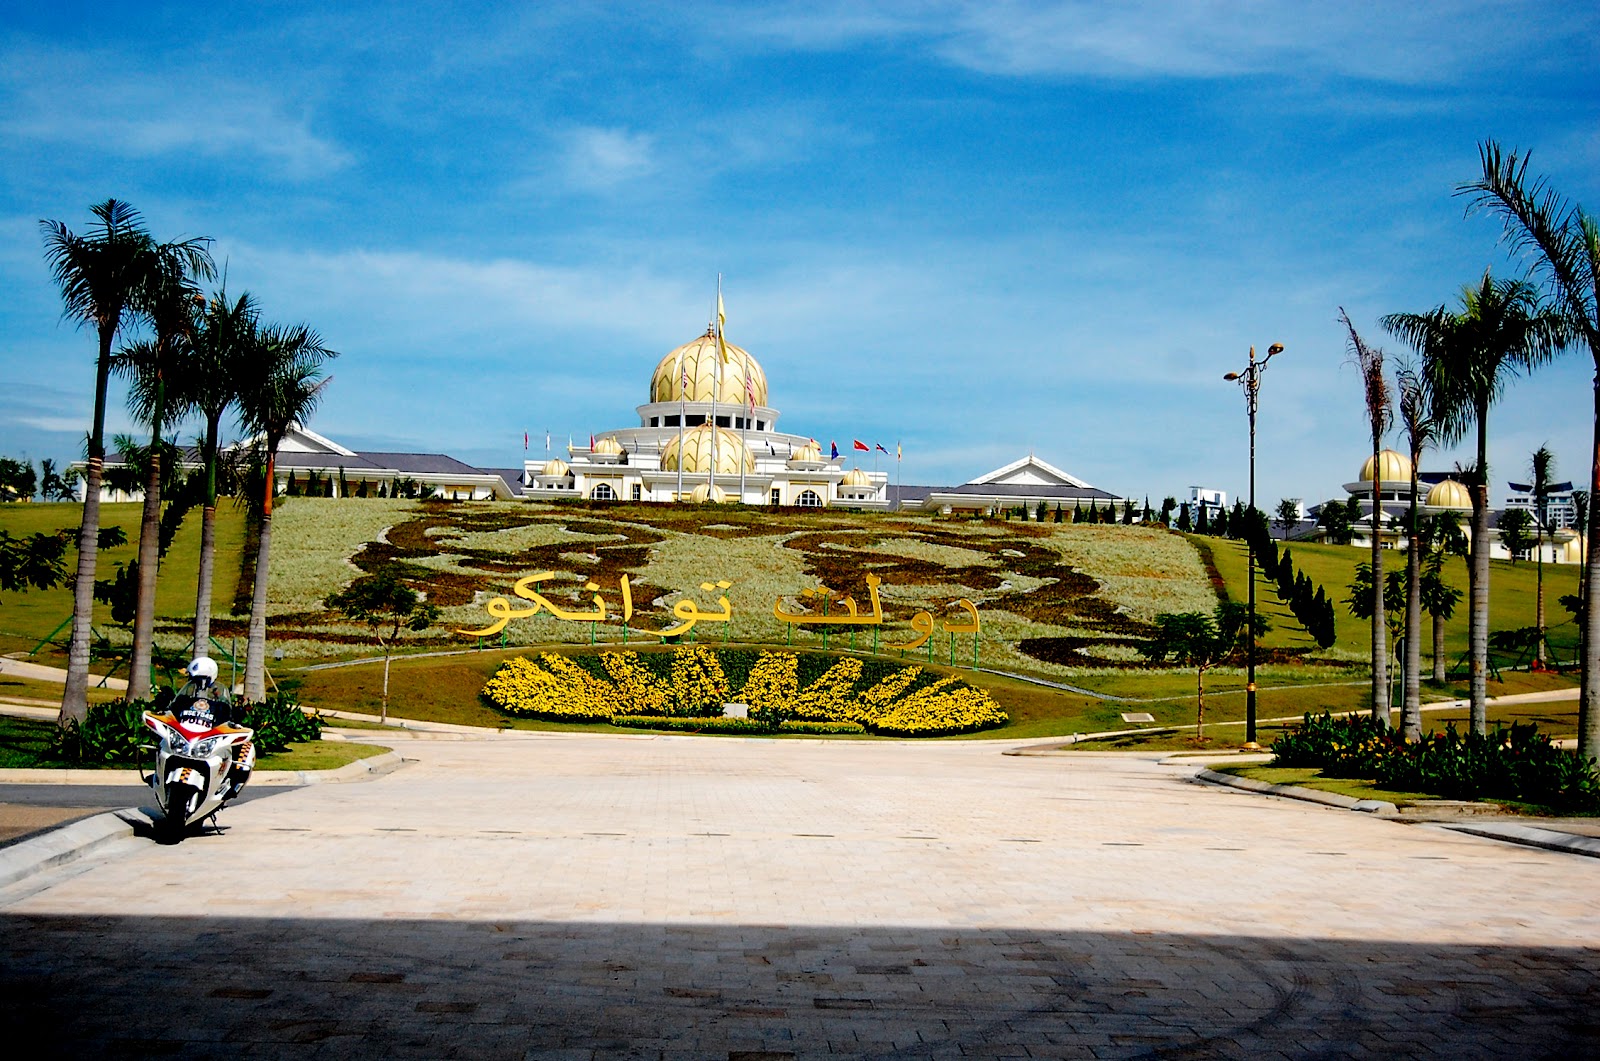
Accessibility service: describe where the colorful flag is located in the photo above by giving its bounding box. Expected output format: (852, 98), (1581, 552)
(853, 440), (869, 452)
(524, 432), (528, 451)
(896, 443), (902, 460)
(589, 433), (595, 449)
(830, 441), (839, 460)
(875, 443), (888, 454)
(745, 373), (755, 412)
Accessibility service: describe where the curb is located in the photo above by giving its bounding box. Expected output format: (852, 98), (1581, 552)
(1194, 767), (1397, 815)
(0, 808), (148, 891)
(1440, 821), (1600, 859)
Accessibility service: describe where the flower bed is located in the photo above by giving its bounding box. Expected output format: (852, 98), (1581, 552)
(480, 647), (1007, 737)
(1271, 712), (1600, 812)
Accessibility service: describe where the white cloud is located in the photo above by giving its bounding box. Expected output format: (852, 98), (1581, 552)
(0, 42), (350, 179)
(705, 0), (1577, 84)
(559, 126), (657, 190)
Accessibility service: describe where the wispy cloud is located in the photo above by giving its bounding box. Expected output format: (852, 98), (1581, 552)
(706, 0), (1582, 84)
(0, 41), (350, 179)
(558, 126), (657, 190)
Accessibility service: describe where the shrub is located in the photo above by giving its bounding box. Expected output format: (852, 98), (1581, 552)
(668, 646), (729, 716)
(611, 715), (771, 734)
(740, 651), (799, 723)
(790, 657), (863, 720)
(482, 655), (612, 720)
(779, 720), (865, 735)
(242, 694), (323, 752)
(601, 651), (671, 716)
(51, 698), (149, 765)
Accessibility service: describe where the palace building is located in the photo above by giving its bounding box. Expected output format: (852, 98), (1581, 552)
(521, 325), (891, 508)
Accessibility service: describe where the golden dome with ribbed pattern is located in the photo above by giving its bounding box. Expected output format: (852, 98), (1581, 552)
(1359, 449), (1412, 483)
(660, 424), (753, 475)
(591, 436), (623, 456)
(1425, 479), (1471, 510)
(790, 441), (823, 463)
(690, 483), (729, 504)
(541, 458), (571, 477)
(841, 468), (871, 487)
(650, 328), (769, 406)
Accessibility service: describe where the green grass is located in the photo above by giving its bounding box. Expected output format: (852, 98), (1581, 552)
(1213, 764), (1441, 806)
(0, 712), (389, 771)
(0, 501), (248, 663)
(1202, 535), (1583, 664)
(0, 676), (124, 706)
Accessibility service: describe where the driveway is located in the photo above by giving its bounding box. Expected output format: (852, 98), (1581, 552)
(2, 733), (1596, 1057)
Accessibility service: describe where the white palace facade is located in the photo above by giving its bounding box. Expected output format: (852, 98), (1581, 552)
(521, 327), (890, 509)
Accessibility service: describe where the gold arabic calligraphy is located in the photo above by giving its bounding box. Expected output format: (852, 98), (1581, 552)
(458, 570), (981, 648)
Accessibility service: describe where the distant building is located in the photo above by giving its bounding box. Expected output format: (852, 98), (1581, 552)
(1505, 480), (1579, 530)
(1189, 486), (1227, 522)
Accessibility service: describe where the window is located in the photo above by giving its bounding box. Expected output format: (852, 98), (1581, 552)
(770, 488), (781, 505)
(665, 415), (680, 427)
(592, 483), (616, 501)
(632, 484), (642, 501)
(687, 414), (705, 426)
(715, 415), (730, 427)
(797, 489), (822, 508)
(756, 421), (765, 431)
(649, 417), (659, 427)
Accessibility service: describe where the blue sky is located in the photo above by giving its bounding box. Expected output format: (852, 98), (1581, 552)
(2, 1), (1597, 509)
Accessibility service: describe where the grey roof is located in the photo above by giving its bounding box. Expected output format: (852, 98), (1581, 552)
(354, 451), (490, 476)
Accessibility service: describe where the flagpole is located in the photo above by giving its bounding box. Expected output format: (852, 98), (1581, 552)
(896, 441), (902, 512)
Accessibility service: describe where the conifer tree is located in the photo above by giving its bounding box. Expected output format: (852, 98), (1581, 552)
(1177, 503), (1192, 532)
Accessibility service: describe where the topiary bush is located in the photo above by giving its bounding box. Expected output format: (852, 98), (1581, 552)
(241, 694), (323, 752)
(50, 699), (150, 765)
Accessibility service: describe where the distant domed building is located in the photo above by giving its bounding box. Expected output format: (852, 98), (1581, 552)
(521, 324), (887, 507)
(1298, 449), (1581, 563)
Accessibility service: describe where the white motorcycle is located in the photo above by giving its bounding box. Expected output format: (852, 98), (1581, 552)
(142, 710), (255, 838)
(141, 658), (256, 839)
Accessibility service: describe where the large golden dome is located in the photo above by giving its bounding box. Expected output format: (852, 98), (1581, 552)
(650, 328), (769, 406)
(1425, 479), (1471, 510)
(840, 468), (871, 487)
(1360, 449), (1412, 483)
(690, 483), (729, 504)
(591, 436), (623, 456)
(660, 423), (754, 475)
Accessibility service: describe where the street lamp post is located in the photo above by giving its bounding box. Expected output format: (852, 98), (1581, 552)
(1224, 342), (1285, 749)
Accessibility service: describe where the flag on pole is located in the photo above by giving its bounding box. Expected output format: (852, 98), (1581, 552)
(524, 432), (528, 450)
(853, 439), (869, 452)
(589, 434), (595, 449)
(745, 373), (755, 413)
(875, 443), (888, 454)
(897, 443), (902, 460)
(715, 288), (730, 363)
(830, 441), (839, 460)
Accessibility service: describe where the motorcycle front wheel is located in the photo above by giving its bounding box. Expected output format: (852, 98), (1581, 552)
(162, 782), (201, 840)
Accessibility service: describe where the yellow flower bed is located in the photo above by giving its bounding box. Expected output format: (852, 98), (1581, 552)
(480, 648), (1007, 735)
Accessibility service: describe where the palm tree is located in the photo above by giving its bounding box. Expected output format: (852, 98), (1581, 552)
(1341, 309), (1391, 725)
(38, 201), (206, 725)
(1460, 142), (1599, 759)
(1382, 273), (1568, 734)
(182, 289), (259, 658)
(1529, 445), (1557, 664)
(114, 250), (214, 700)
(235, 323), (337, 702)
(1395, 363), (1435, 740)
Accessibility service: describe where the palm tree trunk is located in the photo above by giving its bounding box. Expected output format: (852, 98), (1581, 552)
(243, 452), (275, 702)
(1534, 522), (1546, 663)
(381, 646), (391, 725)
(1432, 608), (1446, 684)
(1370, 458), (1387, 724)
(1581, 378), (1600, 762)
(61, 328), (116, 727)
(192, 417), (221, 656)
(1469, 414), (1491, 735)
(1404, 482), (1422, 741)
(1195, 668), (1205, 740)
(128, 429), (163, 701)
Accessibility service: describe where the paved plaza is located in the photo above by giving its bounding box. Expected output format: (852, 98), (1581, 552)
(1, 732), (1597, 1058)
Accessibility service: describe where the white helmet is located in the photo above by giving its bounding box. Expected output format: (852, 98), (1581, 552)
(185, 657), (219, 686)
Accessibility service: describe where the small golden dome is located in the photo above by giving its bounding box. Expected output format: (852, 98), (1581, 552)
(659, 423), (753, 475)
(1360, 449), (1412, 483)
(591, 436), (623, 455)
(841, 468), (871, 487)
(690, 483), (729, 504)
(791, 441), (823, 463)
(650, 328), (769, 406)
(541, 458), (571, 477)
(1425, 479), (1472, 510)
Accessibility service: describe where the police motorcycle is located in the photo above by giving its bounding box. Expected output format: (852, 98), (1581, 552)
(141, 657), (255, 838)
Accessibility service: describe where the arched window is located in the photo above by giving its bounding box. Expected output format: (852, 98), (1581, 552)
(797, 489), (823, 508)
(591, 483), (616, 501)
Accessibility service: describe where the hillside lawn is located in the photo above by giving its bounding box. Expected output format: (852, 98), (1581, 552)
(3, 500), (1582, 743)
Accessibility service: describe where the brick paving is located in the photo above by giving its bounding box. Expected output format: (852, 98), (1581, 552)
(2, 734), (1597, 1058)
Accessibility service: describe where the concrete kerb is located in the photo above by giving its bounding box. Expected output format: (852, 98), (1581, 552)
(1192, 766), (1399, 815)
(0, 807), (150, 891)
(1438, 820), (1600, 859)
